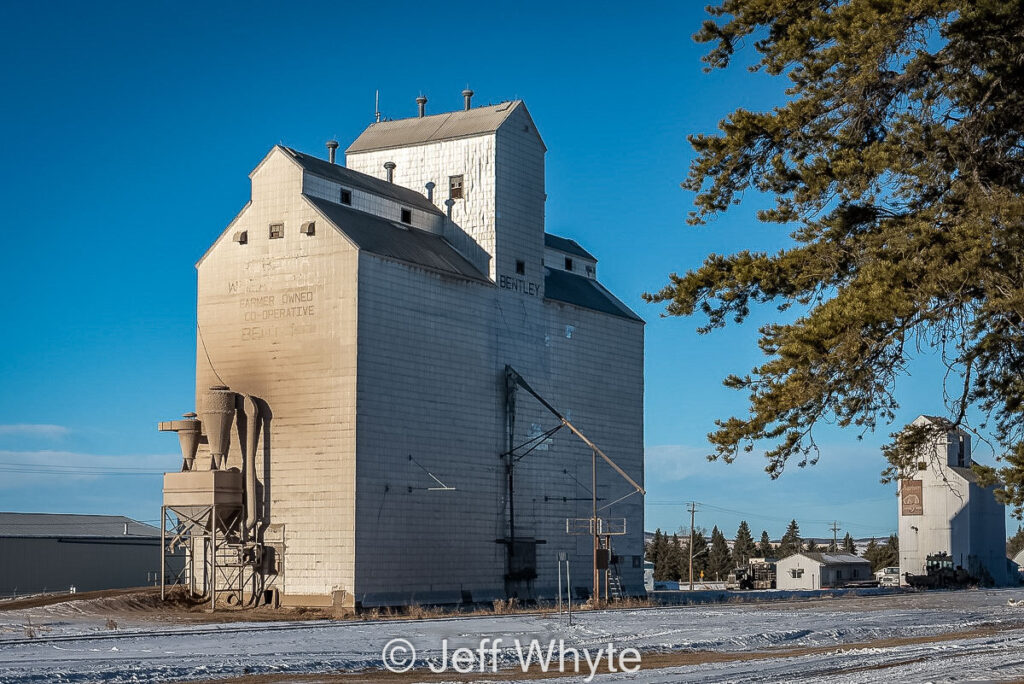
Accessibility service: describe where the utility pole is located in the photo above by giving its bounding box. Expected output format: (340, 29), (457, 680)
(830, 521), (840, 551)
(687, 502), (697, 591)
(592, 448), (599, 605)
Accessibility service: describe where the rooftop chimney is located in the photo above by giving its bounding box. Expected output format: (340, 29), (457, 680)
(462, 88), (474, 111)
(416, 95), (427, 118)
(384, 161), (396, 183)
(326, 140), (339, 164)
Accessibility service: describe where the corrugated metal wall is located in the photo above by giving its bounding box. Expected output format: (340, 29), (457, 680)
(0, 537), (181, 595)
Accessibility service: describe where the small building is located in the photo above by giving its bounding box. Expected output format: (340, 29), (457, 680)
(1012, 550), (1024, 583)
(775, 552), (871, 590)
(0, 512), (174, 596)
(898, 415), (1009, 585)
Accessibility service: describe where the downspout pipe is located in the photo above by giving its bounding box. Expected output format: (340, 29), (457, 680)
(244, 395), (260, 533)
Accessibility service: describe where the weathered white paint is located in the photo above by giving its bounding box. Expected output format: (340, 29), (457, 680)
(897, 415), (1009, 585)
(186, 101), (644, 606)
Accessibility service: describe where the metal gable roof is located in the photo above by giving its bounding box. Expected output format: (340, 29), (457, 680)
(796, 552), (870, 565)
(346, 101), (524, 153)
(544, 268), (642, 322)
(282, 147), (442, 216)
(545, 233), (597, 261)
(304, 195), (489, 283)
(0, 512), (160, 538)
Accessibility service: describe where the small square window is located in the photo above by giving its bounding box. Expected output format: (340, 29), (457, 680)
(449, 175), (464, 199)
(917, 461), (927, 470)
(269, 223), (284, 239)
(564, 257), (573, 271)
(400, 208), (412, 224)
(340, 189), (352, 205)
(515, 260), (525, 275)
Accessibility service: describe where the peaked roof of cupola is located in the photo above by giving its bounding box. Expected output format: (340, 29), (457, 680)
(346, 100), (543, 154)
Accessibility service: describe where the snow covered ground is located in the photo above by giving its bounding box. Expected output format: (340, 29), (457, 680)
(2, 589), (1024, 682)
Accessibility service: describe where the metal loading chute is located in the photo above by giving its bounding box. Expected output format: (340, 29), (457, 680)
(502, 365), (644, 603)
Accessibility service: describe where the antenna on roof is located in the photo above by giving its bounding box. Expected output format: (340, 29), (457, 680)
(375, 89), (381, 123)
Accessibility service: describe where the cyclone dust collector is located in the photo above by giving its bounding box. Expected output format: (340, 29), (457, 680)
(158, 386), (274, 610)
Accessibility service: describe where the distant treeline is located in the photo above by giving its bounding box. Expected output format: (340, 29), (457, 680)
(646, 520), (899, 581)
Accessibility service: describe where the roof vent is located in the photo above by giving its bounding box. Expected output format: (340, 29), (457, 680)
(416, 95), (427, 118)
(462, 88), (474, 111)
(325, 140), (339, 164)
(384, 161), (396, 183)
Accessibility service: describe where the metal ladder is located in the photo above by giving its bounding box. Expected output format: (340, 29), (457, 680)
(605, 539), (624, 601)
(608, 573), (624, 600)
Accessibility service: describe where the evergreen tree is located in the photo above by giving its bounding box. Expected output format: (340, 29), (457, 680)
(842, 532), (857, 555)
(1008, 526), (1024, 559)
(886, 533), (899, 554)
(666, 533), (685, 581)
(862, 538), (881, 572)
(688, 530), (709, 581)
(871, 534), (900, 572)
(778, 520), (802, 558)
(708, 526), (732, 580)
(644, 1), (1024, 511)
(805, 538), (819, 553)
(733, 521), (756, 565)
(650, 529), (672, 581)
(757, 531), (774, 558)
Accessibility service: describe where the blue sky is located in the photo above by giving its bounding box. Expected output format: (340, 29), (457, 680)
(0, 2), (1010, 540)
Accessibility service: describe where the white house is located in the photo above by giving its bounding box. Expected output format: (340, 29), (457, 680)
(898, 415), (1008, 585)
(775, 552), (871, 590)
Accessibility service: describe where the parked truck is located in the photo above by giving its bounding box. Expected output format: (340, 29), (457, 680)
(904, 553), (977, 589)
(726, 558), (777, 590)
(875, 566), (901, 587)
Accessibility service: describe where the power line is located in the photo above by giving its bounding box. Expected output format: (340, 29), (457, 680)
(0, 462), (164, 476)
(0, 461), (165, 471)
(646, 500), (896, 536)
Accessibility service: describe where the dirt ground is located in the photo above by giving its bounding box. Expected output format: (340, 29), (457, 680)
(0, 587), (657, 625)
(191, 623), (1024, 683)
(0, 587), (336, 624)
(6, 587), (1024, 682)
(0, 585), (957, 625)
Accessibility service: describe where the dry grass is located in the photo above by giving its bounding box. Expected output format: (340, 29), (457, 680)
(1, 585), (654, 626)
